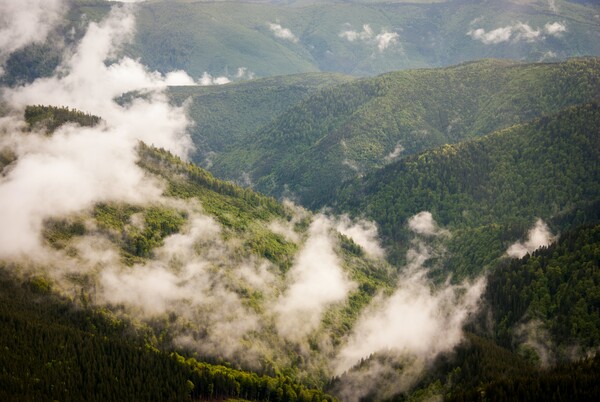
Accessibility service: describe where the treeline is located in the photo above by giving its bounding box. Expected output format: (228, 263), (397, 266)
(211, 58), (600, 207)
(24, 105), (101, 133)
(486, 223), (600, 356)
(138, 143), (302, 271)
(447, 353), (600, 402)
(0, 268), (336, 401)
(336, 102), (600, 274)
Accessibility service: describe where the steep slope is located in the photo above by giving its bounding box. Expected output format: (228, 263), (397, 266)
(211, 58), (600, 206)
(486, 223), (600, 363)
(1, 105), (397, 394)
(167, 72), (354, 165)
(335, 101), (600, 275)
(0, 268), (337, 402)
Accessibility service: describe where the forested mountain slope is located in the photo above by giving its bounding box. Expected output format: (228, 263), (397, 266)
(0, 106), (396, 399)
(486, 223), (600, 363)
(335, 101), (600, 275)
(0, 268), (336, 402)
(167, 73), (354, 164)
(210, 58), (600, 206)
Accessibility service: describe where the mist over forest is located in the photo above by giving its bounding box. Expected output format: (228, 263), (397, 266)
(0, 1), (599, 401)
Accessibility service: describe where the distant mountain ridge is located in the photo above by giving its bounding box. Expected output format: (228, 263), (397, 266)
(3, 0), (600, 85)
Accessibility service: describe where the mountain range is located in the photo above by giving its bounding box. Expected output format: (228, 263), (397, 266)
(1, 1), (599, 401)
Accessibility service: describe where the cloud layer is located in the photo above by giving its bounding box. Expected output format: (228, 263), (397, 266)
(276, 215), (357, 341)
(0, 5), (192, 257)
(340, 24), (400, 52)
(468, 21), (567, 45)
(268, 22), (299, 43)
(506, 219), (555, 258)
(0, 0), (65, 71)
(333, 212), (485, 401)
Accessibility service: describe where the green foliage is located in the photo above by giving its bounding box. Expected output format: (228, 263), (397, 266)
(212, 58), (600, 206)
(173, 353), (336, 402)
(43, 217), (86, 250)
(0, 267), (335, 401)
(446, 354), (600, 402)
(168, 73), (354, 168)
(486, 224), (600, 355)
(24, 105), (101, 133)
(0, 267), (191, 402)
(337, 102), (600, 276)
(94, 202), (186, 261)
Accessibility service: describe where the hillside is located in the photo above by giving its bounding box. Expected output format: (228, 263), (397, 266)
(167, 72), (354, 164)
(335, 101), (600, 275)
(0, 105), (399, 398)
(209, 58), (600, 206)
(2, 1), (600, 400)
(486, 223), (600, 364)
(3, 0), (600, 85)
(130, 0), (600, 78)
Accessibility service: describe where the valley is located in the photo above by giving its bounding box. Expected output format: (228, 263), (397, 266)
(0, 1), (599, 401)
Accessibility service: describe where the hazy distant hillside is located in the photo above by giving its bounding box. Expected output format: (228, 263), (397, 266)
(130, 0), (600, 78)
(209, 58), (600, 206)
(5, 0), (598, 85)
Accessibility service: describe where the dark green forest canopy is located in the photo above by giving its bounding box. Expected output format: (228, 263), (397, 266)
(335, 101), (600, 275)
(0, 268), (336, 402)
(24, 105), (101, 133)
(210, 58), (600, 207)
(486, 223), (600, 358)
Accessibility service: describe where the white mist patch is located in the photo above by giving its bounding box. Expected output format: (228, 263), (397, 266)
(340, 24), (400, 53)
(506, 219), (555, 258)
(198, 71), (231, 86)
(98, 209), (271, 361)
(384, 143), (404, 163)
(275, 215), (357, 342)
(0, 5), (194, 259)
(0, 0), (65, 71)
(164, 70), (197, 86)
(268, 22), (299, 43)
(334, 214), (385, 259)
(515, 319), (556, 368)
(407, 211), (449, 237)
(467, 21), (567, 45)
(333, 212), (485, 399)
(0, 124), (162, 257)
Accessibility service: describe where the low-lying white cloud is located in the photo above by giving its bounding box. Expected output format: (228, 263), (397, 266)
(334, 214), (385, 259)
(333, 212), (485, 400)
(340, 24), (400, 52)
(164, 70), (196, 86)
(407, 211), (448, 237)
(375, 31), (400, 52)
(275, 215), (356, 341)
(0, 5), (193, 257)
(198, 71), (231, 86)
(467, 21), (567, 45)
(268, 22), (299, 43)
(506, 219), (555, 258)
(385, 143), (404, 163)
(0, 0), (65, 72)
